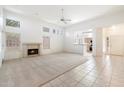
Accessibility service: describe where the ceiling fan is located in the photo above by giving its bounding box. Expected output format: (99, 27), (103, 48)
(60, 8), (71, 24)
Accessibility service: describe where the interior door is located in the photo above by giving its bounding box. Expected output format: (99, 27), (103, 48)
(110, 35), (124, 56)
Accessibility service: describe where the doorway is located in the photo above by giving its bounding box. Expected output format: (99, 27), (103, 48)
(102, 24), (124, 56)
(82, 32), (93, 56)
(84, 38), (93, 53)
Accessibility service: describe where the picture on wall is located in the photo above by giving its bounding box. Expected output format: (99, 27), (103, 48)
(43, 36), (50, 49)
(6, 32), (20, 48)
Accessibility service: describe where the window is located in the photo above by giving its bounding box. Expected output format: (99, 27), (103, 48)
(74, 32), (83, 44)
(6, 32), (20, 48)
(43, 36), (50, 49)
(6, 18), (20, 28)
(43, 27), (49, 32)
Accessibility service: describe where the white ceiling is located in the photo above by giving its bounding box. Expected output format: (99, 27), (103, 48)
(3, 5), (124, 27)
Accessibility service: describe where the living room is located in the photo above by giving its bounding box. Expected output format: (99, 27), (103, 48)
(0, 5), (124, 87)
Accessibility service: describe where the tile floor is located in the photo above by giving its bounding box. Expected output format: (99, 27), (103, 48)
(0, 53), (124, 87)
(42, 55), (124, 87)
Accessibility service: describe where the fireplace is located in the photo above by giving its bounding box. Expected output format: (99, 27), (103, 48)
(23, 43), (41, 57)
(28, 49), (39, 55)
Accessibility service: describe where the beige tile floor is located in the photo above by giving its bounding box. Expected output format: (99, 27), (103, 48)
(42, 55), (124, 87)
(0, 53), (124, 87)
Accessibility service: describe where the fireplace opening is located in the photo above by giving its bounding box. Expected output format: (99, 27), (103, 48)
(28, 49), (39, 55)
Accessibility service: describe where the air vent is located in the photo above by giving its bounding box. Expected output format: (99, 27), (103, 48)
(43, 27), (49, 32)
(6, 18), (20, 28)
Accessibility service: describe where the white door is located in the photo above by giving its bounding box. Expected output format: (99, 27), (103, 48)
(110, 36), (124, 56)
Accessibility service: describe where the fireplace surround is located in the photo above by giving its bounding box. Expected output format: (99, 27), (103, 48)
(22, 43), (41, 57)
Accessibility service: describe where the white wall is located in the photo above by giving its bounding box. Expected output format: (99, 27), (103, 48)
(106, 24), (124, 35)
(0, 31), (1, 66)
(0, 7), (3, 67)
(3, 10), (64, 60)
(41, 24), (64, 55)
(93, 28), (103, 56)
(64, 31), (80, 53)
(64, 30), (90, 54)
(64, 11), (124, 55)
